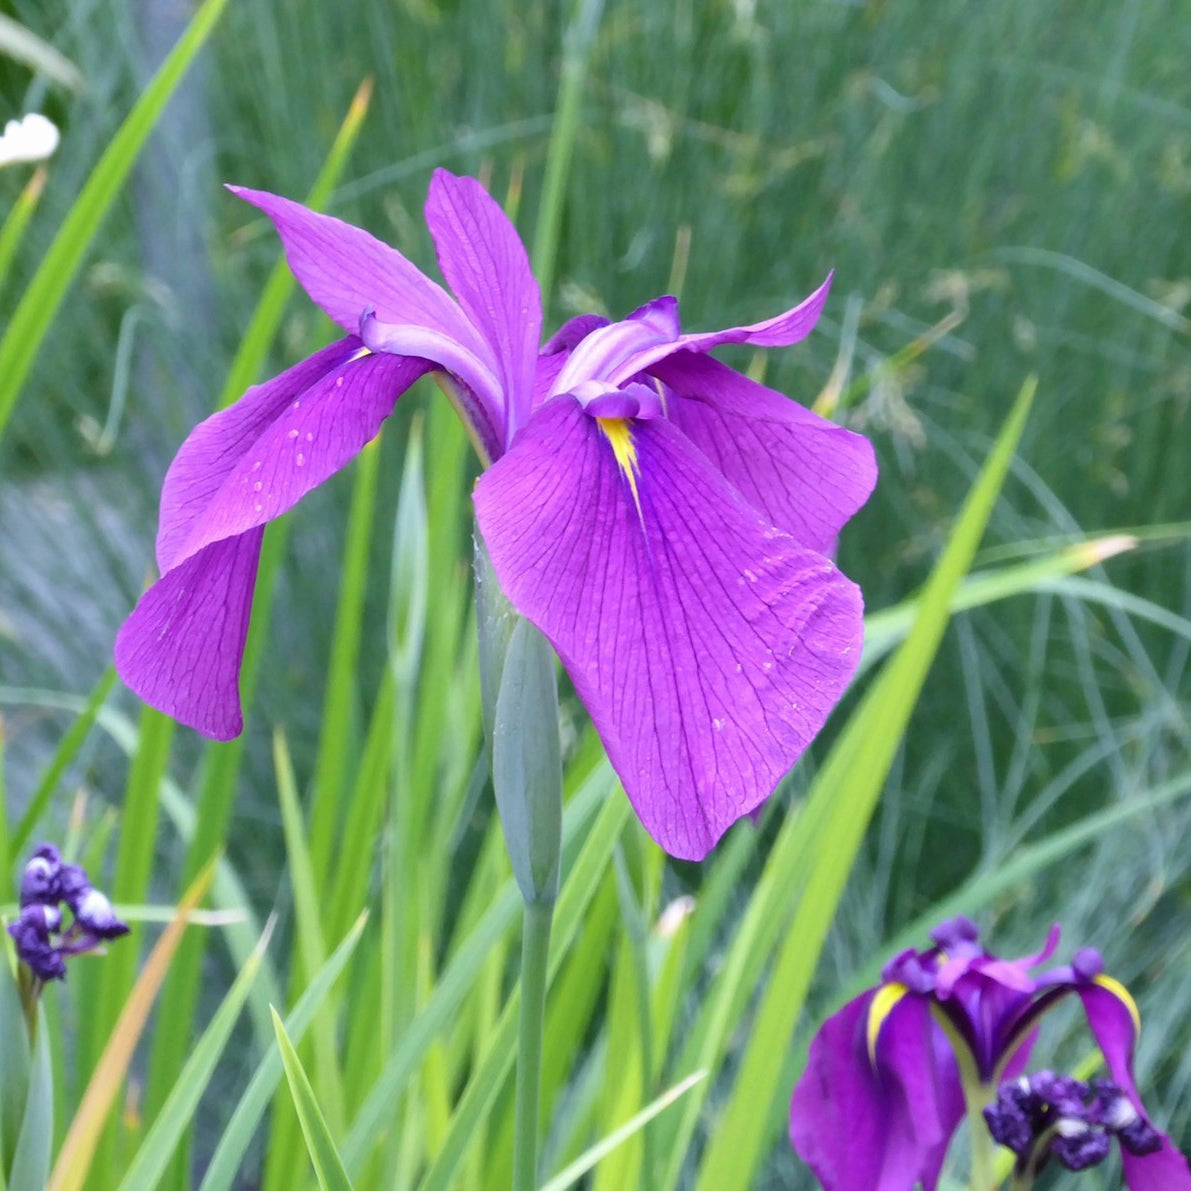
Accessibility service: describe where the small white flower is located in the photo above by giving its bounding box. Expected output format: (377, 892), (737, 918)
(0, 113), (60, 168)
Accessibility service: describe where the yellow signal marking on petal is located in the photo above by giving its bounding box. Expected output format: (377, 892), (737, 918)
(866, 981), (908, 1067)
(596, 416), (644, 521)
(1094, 973), (1142, 1035)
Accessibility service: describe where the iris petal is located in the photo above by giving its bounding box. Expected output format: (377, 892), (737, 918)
(552, 297), (681, 395)
(790, 991), (963, 1191)
(157, 337), (360, 572)
(228, 185), (482, 349)
(653, 351), (876, 552)
(424, 170), (542, 437)
(115, 529), (264, 740)
(1078, 981), (1191, 1189)
(608, 273), (833, 383)
(474, 397), (864, 860)
(157, 344), (430, 570)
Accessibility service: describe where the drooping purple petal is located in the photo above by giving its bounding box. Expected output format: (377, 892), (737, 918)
(228, 186), (482, 350)
(424, 170), (542, 437)
(605, 273), (833, 384)
(1078, 980), (1144, 1109)
(651, 351), (876, 552)
(790, 992), (962, 1191)
(474, 397), (864, 860)
(1077, 981), (1191, 1189)
(1122, 1143), (1191, 1190)
(157, 345), (430, 572)
(115, 528), (264, 740)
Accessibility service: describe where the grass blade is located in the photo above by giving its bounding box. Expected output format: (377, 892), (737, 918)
(0, 0), (230, 445)
(340, 763), (613, 1173)
(0, 167), (47, 293)
(0, 14), (83, 92)
(199, 914), (368, 1191)
(7, 1006), (52, 1191)
(46, 859), (216, 1191)
(272, 1009), (354, 1191)
(8, 668), (116, 863)
(540, 1071), (706, 1191)
(114, 919), (275, 1191)
(416, 791), (630, 1191)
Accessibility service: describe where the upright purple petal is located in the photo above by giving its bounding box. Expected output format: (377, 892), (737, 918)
(790, 992), (963, 1191)
(552, 297), (681, 396)
(542, 313), (610, 355)
(606, 273), (833, 383)
(115, 529), (264, 740)
(474, 397), (864, 859)
(157, 345), (430, 572)
(425, 170), (542, 436)
(228, 186), (482, 349)
(651, 352), (876, 552)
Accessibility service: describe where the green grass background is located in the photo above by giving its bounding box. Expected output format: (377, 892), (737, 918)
(1, 0), (1188, 1187)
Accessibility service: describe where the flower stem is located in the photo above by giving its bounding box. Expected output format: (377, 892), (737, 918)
(966, 1084), (996, 1191)
(513, 897), (555, 1191)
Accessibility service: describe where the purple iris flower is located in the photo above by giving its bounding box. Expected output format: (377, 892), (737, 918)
(114, 169), (875, 860)
(789, 917), (1189, 1190)
(6, 844), (129, 983)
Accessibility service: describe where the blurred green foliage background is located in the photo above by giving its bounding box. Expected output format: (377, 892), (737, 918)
(1, 0), (1188, 1186)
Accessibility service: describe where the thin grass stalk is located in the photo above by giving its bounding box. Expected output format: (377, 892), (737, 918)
(0, 0), (230, 446)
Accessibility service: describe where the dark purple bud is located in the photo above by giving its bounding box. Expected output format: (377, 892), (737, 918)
(19, 844), (61, 907)
(984, 1078), (1038, 1155)
(1118, 1116), (1163, 1156)
(1050, 1120), (1111, 1171)
(1031, 1070), (1090, 1117)
(8, 846), (129, 986)
(929, 915), (980, 951)
(72, 888), (129, 940)
(57, 863), (91, 910)
(7, 907), (66, 981)
(1071, 947), (1104, 981)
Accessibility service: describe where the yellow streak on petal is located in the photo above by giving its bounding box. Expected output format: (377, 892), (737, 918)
(1094, 973), (1142, 1036)
(596, 416), (644, 522)
(866, 981), (908, 1067)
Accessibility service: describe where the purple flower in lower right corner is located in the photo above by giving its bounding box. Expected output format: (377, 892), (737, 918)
(788, 917), (1189, 1189)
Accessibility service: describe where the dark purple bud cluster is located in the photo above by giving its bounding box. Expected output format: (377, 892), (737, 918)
(6, 844), (129, 982)
(985, 1070), (1163, 1177)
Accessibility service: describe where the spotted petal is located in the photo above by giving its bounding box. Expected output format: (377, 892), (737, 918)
(157, 341), (430, 572)
(652, 351), (876, 552)
(474, 397), (864, 859)
(115, 529), (264, 740)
